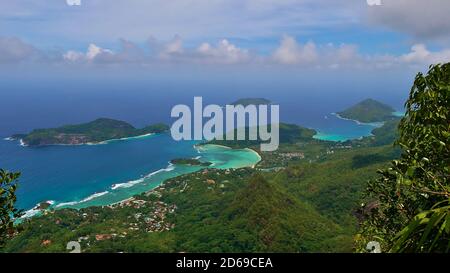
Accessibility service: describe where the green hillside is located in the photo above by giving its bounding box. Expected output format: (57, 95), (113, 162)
(208, 123), (317, 149)
(338, 99), (395, 123)
(14, 118), (168, 146)
(3, 142), (398, 253)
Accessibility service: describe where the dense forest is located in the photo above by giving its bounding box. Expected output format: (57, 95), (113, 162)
(1, 63), (449, 253)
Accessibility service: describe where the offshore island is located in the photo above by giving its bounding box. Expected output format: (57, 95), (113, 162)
(3, 97), (404, 253)
(10, 118), (169, 146)
(336, 98), (397, 123)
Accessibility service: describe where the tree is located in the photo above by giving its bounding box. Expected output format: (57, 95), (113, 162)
(358, 63), (450, 253)
(0, 169), (23, 247)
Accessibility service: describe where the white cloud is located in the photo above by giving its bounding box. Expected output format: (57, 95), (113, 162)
(400, 44), (450, 65)
(0, 37), (39, 63)
(162, 35), (184, 56)
(63, 44), (114, 62)
(196, 39), (250, 64)
(272, 35), (318, 64)
(270, 35), (450, 69)
(3, 35), (450, 70)
(367, 0), (450, 41)
(0, 0), (362, 44)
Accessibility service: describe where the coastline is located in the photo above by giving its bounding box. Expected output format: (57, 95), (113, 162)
(195, 143), (262, 168)
(19, 143), (261, 220)
(332, 112), (385, 127)
(196, 143), (233, 150)
(244, 148), (262, 168)
(9, 132), (156, 147)
(312, 113), (384, 142)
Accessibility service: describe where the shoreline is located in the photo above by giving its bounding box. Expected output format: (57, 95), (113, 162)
(19, 143), (261, 220)
(9, 132), (156, 147)
(312, 113), (384, 142)
(332, 112), (385, 127)
(196, 143), (262, 167)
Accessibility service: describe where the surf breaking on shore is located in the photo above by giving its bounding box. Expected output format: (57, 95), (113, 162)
(20, 144), (261, 219)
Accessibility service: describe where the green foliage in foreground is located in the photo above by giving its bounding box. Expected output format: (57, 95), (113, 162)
(338, 98), (396, 123)
(2, 141), (397, 253)
(359, 63), (450, 253)
(0, 170), (22, 247)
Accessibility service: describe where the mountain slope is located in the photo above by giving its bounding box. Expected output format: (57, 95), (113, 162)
(13, 118), (168, 146)
(338, 99), (395, 123)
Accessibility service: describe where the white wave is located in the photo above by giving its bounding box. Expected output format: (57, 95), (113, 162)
(20, 200), (56, 219)
(55, 191), (109, 208)
(98, 133), (154, 144)
(54, 201), (78, 208)
(19, 139), (28, 147)
(111, 177), (145, 190)
(110, 163), (175, 190)
(21, 207), (41, 219)
(3, 137), (13, 141)
(193, 144), (203, 153)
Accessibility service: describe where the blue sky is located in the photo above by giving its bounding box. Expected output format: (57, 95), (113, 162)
(0, 0), (449, 72)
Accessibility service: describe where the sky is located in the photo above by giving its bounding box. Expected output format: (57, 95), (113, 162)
(0, 0), (449, 83)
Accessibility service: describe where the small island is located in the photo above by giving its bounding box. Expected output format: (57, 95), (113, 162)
(230, 98), (271, 106)
(337, 98), (396, 123)
(170, 158), (212, 166)
(11, 118), (169, 146)
(207, 122), (317, 149)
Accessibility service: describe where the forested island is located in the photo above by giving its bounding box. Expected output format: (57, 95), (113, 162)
(11, 118), (169, 146)
(208, 123), (317, 149)
(0, 100), (405, 253)
(170, 158), (212, 166)
(3, 61), (450, 254)
(2, 118), (400, 253)
(337, 98), (396, 123)
(230, 98), (271, 106)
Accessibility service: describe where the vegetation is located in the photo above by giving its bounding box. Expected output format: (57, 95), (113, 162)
(338, 98), (396, 123)
(208, 123), (317, 150)
(170, 158), (212, 166)
(230, 98), (271, 106)
(358, 63), (450, 253)
(0, 169), (23, 247)
(2, 127), (400, 252)
(370, 118), (401, 146)
(2, 94), (412, 253)
(13, 118), (169, 146)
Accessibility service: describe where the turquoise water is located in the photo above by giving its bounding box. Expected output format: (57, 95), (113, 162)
(312, 113), (383, 142)
(0, 134), (260, 216)
(0, 109), (404, 216)
(312, 111), (405, 142)
(54, 144), (260, 211)
(393, 111), (406, 117)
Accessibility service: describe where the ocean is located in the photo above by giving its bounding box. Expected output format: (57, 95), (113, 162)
(0, 77), (408, 214)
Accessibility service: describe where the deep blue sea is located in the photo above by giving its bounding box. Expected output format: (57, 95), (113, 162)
(0, 75), (409, 214)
